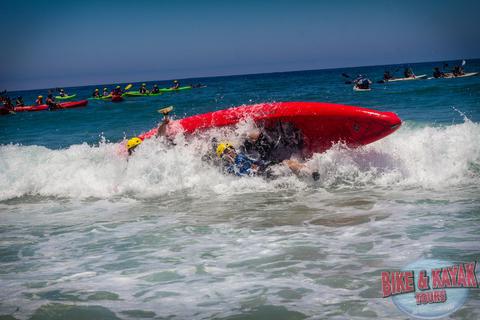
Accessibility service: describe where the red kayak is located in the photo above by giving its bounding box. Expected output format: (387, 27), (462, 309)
(137, 102), (401, 154)
(14, 100), (88, 112)
(111, 95), (123, 102)
(1, 107), (15, 115)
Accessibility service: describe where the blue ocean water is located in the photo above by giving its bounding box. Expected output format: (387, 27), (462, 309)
(0, 60), (479, 319)
(2, 59), (479, 149)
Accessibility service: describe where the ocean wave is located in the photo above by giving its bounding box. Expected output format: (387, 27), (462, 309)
(0, 120), (479, 201)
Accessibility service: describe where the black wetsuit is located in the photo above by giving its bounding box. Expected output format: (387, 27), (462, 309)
(240, 132), (276, 162)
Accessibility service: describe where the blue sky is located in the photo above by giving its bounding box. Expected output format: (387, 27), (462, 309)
(1, 0), (479, 90)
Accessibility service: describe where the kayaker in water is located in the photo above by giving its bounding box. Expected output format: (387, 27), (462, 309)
(92, 89), (100, 98)
(404, 67), (414, 78)
(216, 142), (267, 176)
(112, 85), (123, 95)
(126, 137), (143, 156)
(151, 84), (160, 94)
(15, 96), (24, 107)
(240, 128), (277, 163)
(171, 80), (180, 89)
(103, 88), (110, 96)
(453, 65), (465, 77)
(46, 94), (60, 110)
(35, 95), (43, 105)
(58, 89), (67, 97)
(433, 67), (445, 79)
(139, 83), (149, 94)
(3, 97), (14, 111)
(383, 71), (393, 81)
(216, 140), (317, 179)
(353, 75), (372, 90)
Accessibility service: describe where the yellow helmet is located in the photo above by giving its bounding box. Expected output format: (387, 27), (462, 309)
(216, 142), (234, 157)
(174, 80), (178, 83)
(95, 88), (99, 92)
(142, 83), (146, 86)
(103, 88), (108, 91)
(116, 85), (121, 89)
(38, 95), (43, 98)
(127, 137), (142, 150)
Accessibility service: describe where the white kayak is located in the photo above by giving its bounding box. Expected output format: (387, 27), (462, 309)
(386, 74), (427, 82)
(427, 72), (478, 80)
(353, 86), (371, 92)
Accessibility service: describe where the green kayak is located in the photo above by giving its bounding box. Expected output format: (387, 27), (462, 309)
(158, 86), (192, 92)
(124, 91), (163, 97)
(55, 94), (77, 100)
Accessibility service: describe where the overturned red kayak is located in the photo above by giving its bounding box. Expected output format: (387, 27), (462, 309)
(14, 100), (88, 112)
(138, 101), (401, 154)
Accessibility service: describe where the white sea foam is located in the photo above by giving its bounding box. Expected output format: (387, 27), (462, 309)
(0, 120), (479, 201)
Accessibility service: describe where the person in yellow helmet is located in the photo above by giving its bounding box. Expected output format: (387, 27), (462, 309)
(113, 85), (123, 96)
(139, 83), (149, 94)
(92, 88), (100, 98)
(35, 95), (44, 105)
(126, 137), (142, 155)
(216, 141), (265, 176)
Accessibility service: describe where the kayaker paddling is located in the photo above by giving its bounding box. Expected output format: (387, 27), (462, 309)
(403, 67), (415, 78)
(15, 96), (24, 107)
(46, 94), (60, 110)
(171, 80), (180, 89)
(151, 84), (160, 94)
(139, 83), (149, 94)
(35, 95), (43, 105)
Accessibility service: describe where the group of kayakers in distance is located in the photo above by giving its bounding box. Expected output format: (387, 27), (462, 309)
(0, 87), (71, 114)
(0, 79), (198, 115)
(346, 60), (475, 91)
(91, 80), (181, 98)
(433, 64), (466, 78)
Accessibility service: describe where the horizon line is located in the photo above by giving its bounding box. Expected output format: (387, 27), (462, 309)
(5, 56), (478, 93)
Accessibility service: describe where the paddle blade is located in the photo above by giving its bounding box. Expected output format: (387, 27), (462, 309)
(461, 60), (466, 66)
(341, 73), (350, 78)
(157, 106), (174, 114)
(124, 84), (133, 91)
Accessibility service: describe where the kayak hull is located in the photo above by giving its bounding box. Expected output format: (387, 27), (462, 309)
(385, 74), (427, 82)
(111, 95), (124, 102)
(353, 87), (371, 91)
(0, 107), (14, 115)
(124, 91), (163, 97)
(14, 100), (88, 112)
(158, 86), (192, 92)
(138, 102), (402, 154)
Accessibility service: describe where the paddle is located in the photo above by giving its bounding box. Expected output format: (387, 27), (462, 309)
(157, 106), (173, 115)
(124, 84), (133, 91)
(341, 73), (353, 84)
